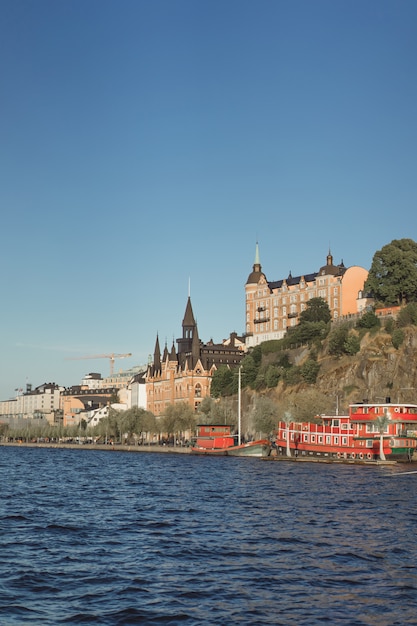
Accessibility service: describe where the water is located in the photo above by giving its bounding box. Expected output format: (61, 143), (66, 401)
(1, 447), (417, 625)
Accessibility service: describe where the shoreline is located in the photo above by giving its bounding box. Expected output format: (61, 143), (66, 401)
(0, 442), (191, 454)
(2, 442), (415, 464)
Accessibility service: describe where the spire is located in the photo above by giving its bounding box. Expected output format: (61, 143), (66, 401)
(153, 334), (161, 372)
(169, 340), (177, 361)
(327, 249), (333, 266)
(254, 241), (260, 267)
(182, 296), (196, 328)
(246, 241), (265, 284)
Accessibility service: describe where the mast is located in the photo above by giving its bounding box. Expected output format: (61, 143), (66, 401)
(238, 366), (242, 445)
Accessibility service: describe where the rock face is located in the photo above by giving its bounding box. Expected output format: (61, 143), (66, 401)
(313, 327), (417, 406)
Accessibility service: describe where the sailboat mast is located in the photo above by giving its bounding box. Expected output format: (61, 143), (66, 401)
(238, 366), (242, 445)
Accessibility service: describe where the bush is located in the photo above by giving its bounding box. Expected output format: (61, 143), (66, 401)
(344, 335), (361, 355)
(300, 360), (320, 383)
(356, 311), (380, 329)
(392, 329), (405, 349)
(328, 324), (349, 356)
(397, 303), (417, 327)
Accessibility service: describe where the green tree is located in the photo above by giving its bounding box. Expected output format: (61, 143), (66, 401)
(252, 397), (277, 436)
(343, 335), (361, 355)
(240, 354), (259, 389)
(364, 238), (417, 306)
(265, 365), (281, 388)
(210, 365), (234, 397)
(328, 324), (349, 356)
(356, 311), (380, 329)
(299, 297), (331, 324)
(300, 359), (320, 383)
(162, 402), (196, 441)
(391, 328), (405, 349)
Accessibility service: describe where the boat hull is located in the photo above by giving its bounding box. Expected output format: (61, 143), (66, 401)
(191, 439), (271, 458)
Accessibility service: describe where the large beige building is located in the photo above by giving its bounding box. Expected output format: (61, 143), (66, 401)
(245, 244), (368, 348)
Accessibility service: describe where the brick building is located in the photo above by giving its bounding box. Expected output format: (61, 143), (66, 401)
(146, 297), (244, 415)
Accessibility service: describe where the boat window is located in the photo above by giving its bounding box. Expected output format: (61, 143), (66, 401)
(366, 440), (373, 448)
(334, 436), (339, 444)
(332, 419), (340, 427)
(342, 437), (347, 445)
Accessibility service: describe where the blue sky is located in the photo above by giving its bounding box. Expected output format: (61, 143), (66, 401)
(1, 0), (416, 400)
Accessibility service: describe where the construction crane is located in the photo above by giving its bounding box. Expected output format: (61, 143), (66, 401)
(66, 353), (132, 376)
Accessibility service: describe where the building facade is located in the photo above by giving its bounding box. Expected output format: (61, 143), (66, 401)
(146, 297), (244, 416)
(245, 244), (369, 348)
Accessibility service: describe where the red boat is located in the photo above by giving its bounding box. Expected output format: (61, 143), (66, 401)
(275, 401), (417, 462)
(191, 424), (271, 457)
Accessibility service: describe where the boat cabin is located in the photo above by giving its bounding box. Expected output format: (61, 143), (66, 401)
(194, 424), (236, 450)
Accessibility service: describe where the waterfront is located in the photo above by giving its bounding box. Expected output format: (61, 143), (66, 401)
(1, 447), (417, 625)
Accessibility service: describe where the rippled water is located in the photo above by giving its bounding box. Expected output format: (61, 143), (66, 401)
(1, 447), (417, 625)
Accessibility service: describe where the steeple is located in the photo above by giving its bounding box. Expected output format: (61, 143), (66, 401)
(177, 296), (199, 366)
(327, 248), (333, 266)
(153, 334), (161, 373)
(246, 241), (266, 284)
(182, 296), (196, 330)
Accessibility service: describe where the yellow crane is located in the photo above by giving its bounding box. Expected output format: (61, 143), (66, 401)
(66, 352), (132, 376)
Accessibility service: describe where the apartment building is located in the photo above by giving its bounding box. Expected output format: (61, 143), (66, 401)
(245, 244), (368, 348)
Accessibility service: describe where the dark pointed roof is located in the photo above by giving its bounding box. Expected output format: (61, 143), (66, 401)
(182, 297), (196, 327)
(169, 342), (177, 361)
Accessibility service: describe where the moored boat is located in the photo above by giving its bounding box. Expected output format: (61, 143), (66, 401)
(191, 424), (271, 457)
(275, 401), (417, 462)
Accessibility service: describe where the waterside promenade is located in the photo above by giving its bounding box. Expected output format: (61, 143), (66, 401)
(0, 441), (191, 454)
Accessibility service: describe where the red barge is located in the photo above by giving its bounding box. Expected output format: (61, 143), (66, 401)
(275, 401), (417, 462)
(191, 424), (271, 457)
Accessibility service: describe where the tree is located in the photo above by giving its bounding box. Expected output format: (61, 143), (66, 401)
(364, 238), (417, 306)
(356, 311), (380, 329)
(343, 335), (361, 355)
(397, 302), (417, 327)
(162, 402), (196, 441)
(210, 365), (234, 397)
(374, 410), (391, 461)
(252, 397), (277, 435)
(328, 324), (349, 356)
(299, 297), (331, 324)
(282, 411), (293, 457)
(300, 359), (320, 383)
(391, 328), (405, 349)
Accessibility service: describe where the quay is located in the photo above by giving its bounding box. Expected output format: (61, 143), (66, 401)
(0, 442), (191, 454)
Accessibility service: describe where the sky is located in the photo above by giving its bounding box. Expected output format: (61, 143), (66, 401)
(1, 0), (416, 400)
